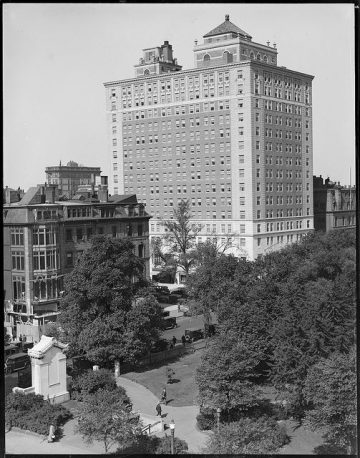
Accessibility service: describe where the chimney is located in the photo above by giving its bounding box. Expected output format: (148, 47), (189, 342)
(162, 41), (173, 62)
(225, 14), (230, 21)
(5, 187), (11, 204)
(45, 184), (58, 204)
(98, 175), (109, 202)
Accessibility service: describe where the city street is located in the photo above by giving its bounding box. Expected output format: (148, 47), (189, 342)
(162, 313), (217, 342)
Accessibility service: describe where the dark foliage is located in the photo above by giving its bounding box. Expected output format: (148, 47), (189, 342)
(59, 236), (163, 364)
(70, 368), (118, 401)
(5, 392), (72, 435)
(205, 415), (289, 454)
(192, 229), (355, 431)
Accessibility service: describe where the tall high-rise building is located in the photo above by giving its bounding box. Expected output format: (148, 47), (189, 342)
(104, 15), (314, 261)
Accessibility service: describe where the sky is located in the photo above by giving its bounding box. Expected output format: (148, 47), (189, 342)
(3, 3), (356, 191)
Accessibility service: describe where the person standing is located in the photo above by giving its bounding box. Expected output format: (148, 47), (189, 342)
(181, 335), (186, 346)
(156, 402), (162, 416)
(172, 336), (177, 347)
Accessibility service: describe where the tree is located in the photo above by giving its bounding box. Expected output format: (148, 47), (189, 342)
(193, 229), (356, 423)
(43, 322), (66, 341)
(162, 200), (202, 281)
(59, 236), (163, 365)
(196, 331), (262, 417)
(150, 236), (177, 283)
(204, 416), (288, 454)
(77, 388), (142, 453)
(304, 347), (357, 454)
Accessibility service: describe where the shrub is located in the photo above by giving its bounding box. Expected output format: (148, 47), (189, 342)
(205, 415), (289, 454)
(5, 392), (72, 435)
(154, 435), (188, 454)
(118, 433), (188, 454)
(71, 368), (117, 400)
(196, 407), (216, 431)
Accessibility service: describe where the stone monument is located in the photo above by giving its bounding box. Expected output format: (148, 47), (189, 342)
(27, 335), (70, 404)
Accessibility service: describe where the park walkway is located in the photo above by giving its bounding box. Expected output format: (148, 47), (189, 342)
(117, 376), (210, 453)
(5, 377), (209, 455)
(5, 418), (109, 454)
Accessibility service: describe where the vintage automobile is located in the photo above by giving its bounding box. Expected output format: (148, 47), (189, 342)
(162, 316), (177, 329)
(5, 352), (31, 374)
(184, 327), (204, 342)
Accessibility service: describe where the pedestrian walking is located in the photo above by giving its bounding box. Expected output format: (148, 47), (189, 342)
(181, 335), (186, 346)
(172, 336), (177, 347)
(161, 387), (167, 405)
(156, 402), (162, 416)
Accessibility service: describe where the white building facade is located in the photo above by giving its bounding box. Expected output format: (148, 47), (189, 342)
(104, 15), (314, 263)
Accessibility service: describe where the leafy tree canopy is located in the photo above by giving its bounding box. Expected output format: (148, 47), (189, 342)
(59, 236), (163, 363)
(77, 387), (141, 453)
(204, 416), (288, 454)
(193, 229), (355, 420)
(304, 346), (357, 454)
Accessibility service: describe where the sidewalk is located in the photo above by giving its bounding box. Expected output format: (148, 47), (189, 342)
(5, 419), (109, 454)
(5, 376), (210, 455)
(117, 376), (210, 453)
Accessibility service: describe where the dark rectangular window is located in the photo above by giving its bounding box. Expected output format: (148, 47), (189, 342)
(112, 226), (117, 238)
(86, 228), (93, 240)
(127, 224), (133, 236)
(66, 229), (72, 242)
(76, 228), (83, 241)
(98, 227), (104, 234)
(66, 252), (74, 267)
(137, 224), (143, 236)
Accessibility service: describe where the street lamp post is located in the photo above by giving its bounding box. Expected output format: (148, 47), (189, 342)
(169, 419), (175, 454)
(216, 407), (221, 433)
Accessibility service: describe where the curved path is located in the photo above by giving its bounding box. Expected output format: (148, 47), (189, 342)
(117, 376), (210, 453)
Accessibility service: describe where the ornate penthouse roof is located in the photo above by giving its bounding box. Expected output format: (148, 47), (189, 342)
(204, 14), (251, 39)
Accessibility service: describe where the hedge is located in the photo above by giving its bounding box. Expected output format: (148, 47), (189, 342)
(5, 392), (72, 436)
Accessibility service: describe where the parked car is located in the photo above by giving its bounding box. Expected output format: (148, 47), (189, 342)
(184, 328), (204, 342)
(5, 353), (31, 374)
(170, 288), (188, 298)
(4, 344), (19, 360)
(162, 316), (177, 330)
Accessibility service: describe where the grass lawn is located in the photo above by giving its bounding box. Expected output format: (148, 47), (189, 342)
(122, 349), (204, 407)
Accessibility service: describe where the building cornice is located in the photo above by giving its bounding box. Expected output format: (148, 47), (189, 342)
(104, 60), (314, 87)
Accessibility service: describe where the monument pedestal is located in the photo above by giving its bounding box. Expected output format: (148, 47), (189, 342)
(28, 336), (70, 404)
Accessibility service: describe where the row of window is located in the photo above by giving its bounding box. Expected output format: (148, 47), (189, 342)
(262, 144), (310, 155)
(115, 100), (231, 118)
(261, 100), (311, 116)
(65, 223), (144, 242)
(121, 115), (231, 134)
(119, 142), (231, 160)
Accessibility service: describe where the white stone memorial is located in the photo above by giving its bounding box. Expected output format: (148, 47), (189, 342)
(27, 335), (70, 404)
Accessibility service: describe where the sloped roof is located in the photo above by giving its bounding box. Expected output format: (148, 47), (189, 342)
(28, 335), (67, 359)
(18, 187), (40, 205)
(108, 194), (138, 204)
(204, 15), (251, 39)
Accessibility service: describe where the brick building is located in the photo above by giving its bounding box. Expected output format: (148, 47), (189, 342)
(45, 161), (101, 199)
(104, 14), (314, 262)
(313, 175), (356, 232)
(3, 178), (151, 342)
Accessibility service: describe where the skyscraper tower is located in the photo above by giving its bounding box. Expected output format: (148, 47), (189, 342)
(104, 15), (314, 261)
